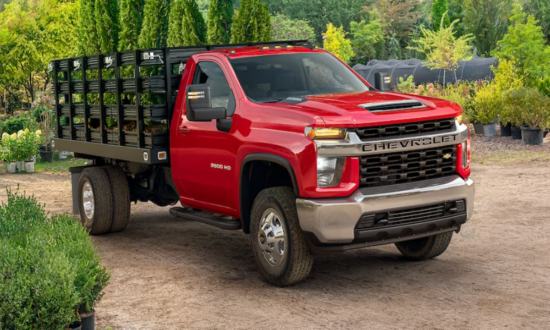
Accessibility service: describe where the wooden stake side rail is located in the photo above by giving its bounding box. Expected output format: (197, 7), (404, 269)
(50, 41), (310, 164)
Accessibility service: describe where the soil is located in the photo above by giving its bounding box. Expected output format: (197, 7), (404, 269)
(1, 147), (549, 329)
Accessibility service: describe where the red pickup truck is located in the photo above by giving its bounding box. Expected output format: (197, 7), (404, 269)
(51, 41), (474, 286)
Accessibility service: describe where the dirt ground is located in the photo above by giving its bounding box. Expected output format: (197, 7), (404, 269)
(1, 139), (550, 329)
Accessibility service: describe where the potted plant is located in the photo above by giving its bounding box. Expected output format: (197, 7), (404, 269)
(1, 133), (16, 173)
(21, 129), (41, 173)
(519, 88), (550, 145)
(39, 108), (55, 163)
(504, 89), (528, 140)
(472, 85), (501, 137)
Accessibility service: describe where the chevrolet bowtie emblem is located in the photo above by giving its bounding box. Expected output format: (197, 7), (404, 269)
(443, 153), (452, 160)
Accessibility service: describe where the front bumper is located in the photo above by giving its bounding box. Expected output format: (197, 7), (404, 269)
(296, 176), (475, 247)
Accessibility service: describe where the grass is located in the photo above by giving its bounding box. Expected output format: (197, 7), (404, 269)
(34, 157), (87, 174)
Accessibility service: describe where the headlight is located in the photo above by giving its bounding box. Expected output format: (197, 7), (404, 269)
(306, 127), (347, 140)
(455, 115), (463, 125)
(317, 157), (345, 187)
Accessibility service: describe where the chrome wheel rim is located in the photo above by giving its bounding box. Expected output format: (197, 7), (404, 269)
(82, 182), (95, 220)
(258, 208), (286, 266)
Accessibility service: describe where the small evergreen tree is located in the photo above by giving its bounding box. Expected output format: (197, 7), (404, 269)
(207, 0), (232, 44)
(270, 13), (315, 42)
(351, 15), (385, 63)
(388, 33), (401, 59)
(78, 0), (101, 55)
(138, 0), (171, 48)
(230, 0), (270, 43)
(118, 0), (144, 51)
(432, 0), (450, 31)
(181, 0), (207, 46)
(323, 23), (354, 63)
(95, 0), (119, 53)
(167, 0), (186, 46)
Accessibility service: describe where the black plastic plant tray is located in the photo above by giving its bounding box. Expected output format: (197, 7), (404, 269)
(124, 131), (168, 148)
(123, 104), (167, 120)
(90, 129), (119, 145)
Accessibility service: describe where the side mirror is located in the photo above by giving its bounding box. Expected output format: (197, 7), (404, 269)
(186, 84), (227, 122)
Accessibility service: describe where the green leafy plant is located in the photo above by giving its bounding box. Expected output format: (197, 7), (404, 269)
(95, 0), (120, 53)
(230, 0), (270, 44)
(138, 0), (171, 48)
(207, 0), (233, 44)
(3, 117), (28, 134)
(181, 0), (207, 46)
(509, 88), (550, 130)
(270, 13), (315, 44)
(323, 23), (354, 63)
(118, 0), (144, 51)
(397, 76), (416, 94)
(471, 84), (502, 124)
(350, 15), (385, 63)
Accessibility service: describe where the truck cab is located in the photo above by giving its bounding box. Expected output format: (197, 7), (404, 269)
(52, 41), (474, 286)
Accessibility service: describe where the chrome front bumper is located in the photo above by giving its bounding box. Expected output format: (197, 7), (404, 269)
(296, 176), (475, 244)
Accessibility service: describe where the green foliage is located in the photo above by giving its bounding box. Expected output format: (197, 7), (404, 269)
(471, 83), (501, 124)
(0, 190), (110, 328)
(409, 13), (474, 87)
(270, 13), (315, 43)
(504, 88), (550, 129)
(397, 75), (416, 94)
(118, 0), (144, 51)
(2, 117), (27, 134)
(323, 23), (354, 63)
(496, 8), (550, 87)
(388, 32), (400, 60)
(269, 0), (364, 44)
(181, 0), (207, 46)
(230, 0), (270, 44)
(79, 0), (101, 56)
(523, 0), (550, 44)
(167, 0), (185, 47)
(207, 0), (233, 44)
(138, 0), (171, 48)
(350, 16), (385, 63)
(432, 0), (450, 31)
(462, 0), (513, 57)
(95, 0), (119, 53)
(447, 0), (466, 37)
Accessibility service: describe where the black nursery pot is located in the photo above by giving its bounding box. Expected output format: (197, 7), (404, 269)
(39, 150), (54, 163)
(500, 122), (512, 136)
(521, 127), (544, 145)
(81, 310), (95, 330)
(511, 126), (522, 140)
(69, 321), (82, 330)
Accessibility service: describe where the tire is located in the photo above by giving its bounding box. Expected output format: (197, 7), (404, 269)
(103, 165), (131, 233)
(78, 167), (113, 235)
(395, 232), (453, 261)
(250, 187), (313, 287)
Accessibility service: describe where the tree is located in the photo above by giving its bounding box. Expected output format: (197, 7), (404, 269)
(432, 0), (450, 31)
(167, 0), (185, 46)
(447, 0), (466, 37)
(388, 32), (401, 59)
(95, 0), (119, 53)
(462, 0), (513, 57)
(270, 13), (315, 42)
(181, 0), (207, 46)
(138, 0), (170, 48)
(118, 0), (144, 51)
(350, 16), (385, 63)
(496, 7), (550, 86)
(323, 23), (354, 63)
(79, 0), (101, 55)
(409, 13), (474, 89)
(230, 0), (270, 44)
(523, 0), (550, 44)
(207, 0), (232, 44)
(269, 0), (364, 44)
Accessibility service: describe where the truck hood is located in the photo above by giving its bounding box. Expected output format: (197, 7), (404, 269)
(275, 91), (462, 127)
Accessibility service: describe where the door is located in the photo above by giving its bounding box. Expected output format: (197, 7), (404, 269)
(175, 59), (239, 211)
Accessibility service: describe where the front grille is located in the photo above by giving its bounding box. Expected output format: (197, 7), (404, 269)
(355, 200), (466, 230)
(360, 145), (456, 188)
(352, 118), (455, 140)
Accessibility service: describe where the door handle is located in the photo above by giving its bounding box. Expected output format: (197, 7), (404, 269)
(179, 126), (190, 134)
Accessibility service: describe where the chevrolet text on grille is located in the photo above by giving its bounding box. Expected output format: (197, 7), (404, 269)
(363, 134), (459, 152)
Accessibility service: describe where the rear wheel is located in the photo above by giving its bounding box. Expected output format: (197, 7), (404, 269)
(78, 167), (113, 235)
(250, 187), (313, 287)
(103, 165), (131, 233)
(395, 232), (453, 261)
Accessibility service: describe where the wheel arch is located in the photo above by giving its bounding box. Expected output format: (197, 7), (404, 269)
(239, 153), (299, 234)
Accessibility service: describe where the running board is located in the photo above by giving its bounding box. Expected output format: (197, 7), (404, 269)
(169, 207), (242, 230)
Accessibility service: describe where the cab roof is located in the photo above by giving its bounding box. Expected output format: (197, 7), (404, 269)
(208, 45), (327, 59)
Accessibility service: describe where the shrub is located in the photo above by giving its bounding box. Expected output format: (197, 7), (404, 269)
(3, 117), (29, 134)
(471, 84), (502, 124)
(516, 88), (550, 130)
(0, 189), (110, 328)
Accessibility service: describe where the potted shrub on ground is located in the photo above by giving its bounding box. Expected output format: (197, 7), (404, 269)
(21, 129), (41, 173)
(1, 133), (16, 173)
(503, 89), (526, 139)
(472, 85), (501, 137)
(518, 88), (550, 145)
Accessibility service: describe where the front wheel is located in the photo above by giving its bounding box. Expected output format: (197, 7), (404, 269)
(250, 187), (313, 287)
(395, 232), (453, 261)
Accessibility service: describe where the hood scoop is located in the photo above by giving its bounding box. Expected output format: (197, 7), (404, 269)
(359, 100), (426, 113)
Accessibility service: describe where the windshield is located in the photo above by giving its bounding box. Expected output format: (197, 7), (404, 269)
(229, 53), (369, 103)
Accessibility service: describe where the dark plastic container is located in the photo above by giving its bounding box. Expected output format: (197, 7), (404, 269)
(39, 150), (54, 163)
(81, 310), (95, 330)
(521, 127), (544, 145)
(473, 122), (484, 135)
(511, 126), (522, 140)
(500, 122), (512, 136)
(69, 321), (82, 330)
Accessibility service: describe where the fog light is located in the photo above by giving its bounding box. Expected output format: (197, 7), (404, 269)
(317, 157), (345, 187)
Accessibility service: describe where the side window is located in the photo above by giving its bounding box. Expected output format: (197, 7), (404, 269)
(193, 61), (236, 116)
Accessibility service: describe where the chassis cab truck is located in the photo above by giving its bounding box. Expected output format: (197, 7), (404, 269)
(51, 41), (475, 286)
